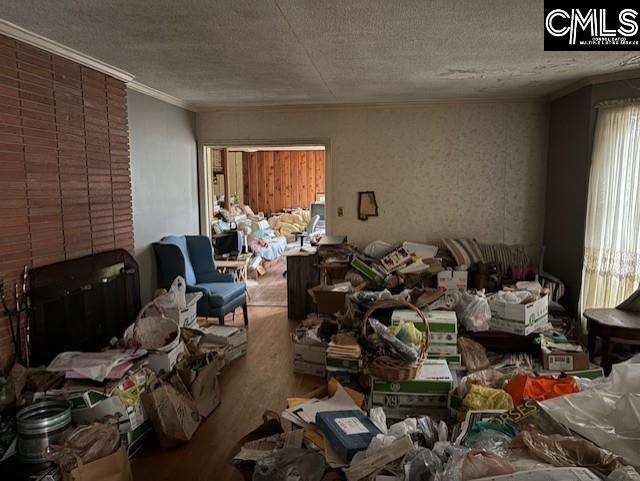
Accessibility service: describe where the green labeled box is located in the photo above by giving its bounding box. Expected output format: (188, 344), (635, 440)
(326, 355), (363, 373)
(427, 353), (462, 366)
(488, 294), (548, 336)
(382, 407), (452, 421)
(539, 364), (604, 380)
(391, 309), (457, 344)
(371, 359), (453, 395)
(371, 392), (448, 410)
(427, 343), (458, 355)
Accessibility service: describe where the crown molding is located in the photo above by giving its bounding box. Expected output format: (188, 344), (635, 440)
(0, 19), (197, 111)
(0, 19), (134, 82)
(196, 95), (546, 113)
(127, 81), (196, 111)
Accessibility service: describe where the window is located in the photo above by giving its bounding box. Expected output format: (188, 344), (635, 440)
(581, 102), (640, 311)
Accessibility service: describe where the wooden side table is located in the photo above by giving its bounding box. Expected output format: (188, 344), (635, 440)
(584, 308), (640, 374)
(216, 254), (252, 283)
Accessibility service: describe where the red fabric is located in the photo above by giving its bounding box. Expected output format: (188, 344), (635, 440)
(505, 373), (579, 406)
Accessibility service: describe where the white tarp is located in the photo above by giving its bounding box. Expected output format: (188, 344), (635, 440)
(540, 356), (640, 468)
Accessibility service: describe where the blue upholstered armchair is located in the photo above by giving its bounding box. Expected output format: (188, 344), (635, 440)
(153, 235), (248, 326)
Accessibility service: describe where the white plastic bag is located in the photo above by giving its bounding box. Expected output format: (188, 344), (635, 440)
(454, 290), (491, 332)
(155, 276), (187, 309)
(540, 360), (640, 468)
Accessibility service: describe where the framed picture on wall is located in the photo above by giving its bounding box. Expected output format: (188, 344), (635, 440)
(358, 191), (378, 220)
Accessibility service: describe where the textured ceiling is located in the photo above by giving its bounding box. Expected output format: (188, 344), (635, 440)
(1, 0), (638, 107)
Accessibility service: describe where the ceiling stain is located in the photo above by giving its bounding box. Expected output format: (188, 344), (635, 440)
(620, 55), (640, 67)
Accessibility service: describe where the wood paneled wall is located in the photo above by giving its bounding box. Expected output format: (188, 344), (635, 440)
(242, 150), (325, 215)
(0, 34), (133, 370)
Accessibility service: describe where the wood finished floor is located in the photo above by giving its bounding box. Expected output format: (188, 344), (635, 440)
(131, 306), (319, 481)
(247, 259), (287, 307)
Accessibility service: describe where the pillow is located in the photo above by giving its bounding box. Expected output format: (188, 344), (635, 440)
(442, 238), (485, 267)
(481, 243), (529, 277)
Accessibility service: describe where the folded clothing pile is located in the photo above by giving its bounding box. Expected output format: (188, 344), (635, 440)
(327, 333), (362, 359)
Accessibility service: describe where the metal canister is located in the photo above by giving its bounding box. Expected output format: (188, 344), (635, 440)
(17, 400), (71, 464)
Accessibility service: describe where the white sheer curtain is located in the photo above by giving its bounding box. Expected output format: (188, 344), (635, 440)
(581, 102), (640, 313)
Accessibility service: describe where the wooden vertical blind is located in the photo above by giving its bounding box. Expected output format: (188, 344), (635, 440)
(242, 150), (325, 215)
(0, 34), (134, 370)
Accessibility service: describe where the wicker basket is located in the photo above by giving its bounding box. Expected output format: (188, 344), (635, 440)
(361, 299), (431, 381)
(123, 300), (180, 353)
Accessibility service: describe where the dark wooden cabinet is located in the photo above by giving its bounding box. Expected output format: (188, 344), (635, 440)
(286, 253), (320, 320)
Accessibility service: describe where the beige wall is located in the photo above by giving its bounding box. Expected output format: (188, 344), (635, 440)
(197, 101), (548, 246)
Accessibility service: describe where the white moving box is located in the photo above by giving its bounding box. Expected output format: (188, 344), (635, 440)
(147, 341), (186, 374)
(488, 294), (549, 336)
(198, 324), (248, 363)
(437, 271), (468, 292)
(150, 292), (202, 328)
(291, 335), (327, 377)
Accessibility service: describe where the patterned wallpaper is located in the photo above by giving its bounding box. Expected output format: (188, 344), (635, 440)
(197, 101), (548, 247)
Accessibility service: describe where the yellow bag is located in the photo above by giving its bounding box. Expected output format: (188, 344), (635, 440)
(463, 384), (514, 412)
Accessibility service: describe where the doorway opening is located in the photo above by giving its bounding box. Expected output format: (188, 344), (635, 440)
(201, 145), (327, 307)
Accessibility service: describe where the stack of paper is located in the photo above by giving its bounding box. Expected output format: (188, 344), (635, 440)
(47, 350), (147, 382)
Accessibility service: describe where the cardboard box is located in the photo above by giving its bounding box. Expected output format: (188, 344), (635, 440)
(538, 364), (604, 380)
(308, 283), (351, 315)
(437, 271), (468, 292)
(293, 359), (326, 377)
(198, 324), (248, 363)
(68, 367), (151, 433)
(428, 343), (458, 355)
(292, 340), (327, 365)
(391, 309), (457, 344)
(383, 407), (451, 421)
(564, 365), (604, 380)
(371, 359), (453, 395)
(488, 294), (548, 336)
(325, 355), (362, 373)
(316, 410), (381, 461)
(489, 316), (545, 336)
(427, 353), (462, 365)
(542, 350), (590, 372)
(225, 342), (248, 362)
(150, 292), (202, 328)
(327, 370), (362, 391)
(370, 392), (449, 411)
(198, 324), (247, 348)
(448, 388), (464, 417)
(71, 392), (147, 432)
(147, 341), (186, 375)
(292, 337), (327, 377)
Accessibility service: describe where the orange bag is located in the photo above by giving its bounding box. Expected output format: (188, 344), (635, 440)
(504, 373), (578, 406)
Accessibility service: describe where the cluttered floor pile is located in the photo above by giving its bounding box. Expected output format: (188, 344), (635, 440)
(232, 239), (640, 481)
(0, 278), (248, 480)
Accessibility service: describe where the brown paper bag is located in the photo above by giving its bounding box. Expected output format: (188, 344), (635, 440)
(141, 373), (202, 448)
(177, 352), (223, 418)
(64, 446), (133, 481)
